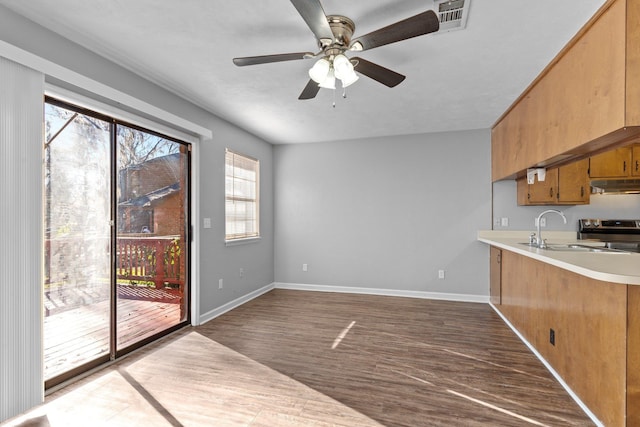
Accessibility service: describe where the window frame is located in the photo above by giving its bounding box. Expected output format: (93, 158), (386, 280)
(225, 148), (260, 244)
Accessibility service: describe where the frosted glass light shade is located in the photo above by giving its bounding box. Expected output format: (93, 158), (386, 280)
(318, 69), (336, 89)
(340, 70), (359, 87)
(309, 58), (331, 83)
(333, 54), (351, 79)
(333, 54), (359, 88)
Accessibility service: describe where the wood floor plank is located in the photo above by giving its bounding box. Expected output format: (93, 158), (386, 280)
(3, 289), (594, 426)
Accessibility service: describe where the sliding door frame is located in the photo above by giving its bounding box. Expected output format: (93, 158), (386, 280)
(44, 96), (192, 390)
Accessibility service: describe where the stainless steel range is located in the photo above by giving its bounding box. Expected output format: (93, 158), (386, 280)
(578, 219), (640, 253)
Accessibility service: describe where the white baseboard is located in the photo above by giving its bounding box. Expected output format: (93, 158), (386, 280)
(489, 303), (603, 427)
(274, 282), (489, 303)
(198, 283), (275, 325)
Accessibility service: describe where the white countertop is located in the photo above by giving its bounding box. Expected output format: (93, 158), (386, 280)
(478, 230), (640, 285)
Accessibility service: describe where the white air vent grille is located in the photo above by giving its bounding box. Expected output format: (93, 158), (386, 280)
(434, 0), (470, 33)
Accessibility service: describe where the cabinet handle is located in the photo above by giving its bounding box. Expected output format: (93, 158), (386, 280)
(624, 161), (627, 172)
(636, 160), (639, 172)
(581, 186), (584, 198)
(497, 252), (501, 264)
(550, 188), (554, 198)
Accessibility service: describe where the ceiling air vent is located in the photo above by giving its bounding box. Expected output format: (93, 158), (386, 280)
(434, 0), (470, 33)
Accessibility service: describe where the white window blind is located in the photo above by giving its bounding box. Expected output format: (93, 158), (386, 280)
(225, 149), (259, 241)
(0, 56), (45, 421)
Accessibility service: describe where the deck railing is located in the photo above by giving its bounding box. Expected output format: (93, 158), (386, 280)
(45, 235), (184, 289)
(116, 236), (183, 289)
(44, 235), (184, 316)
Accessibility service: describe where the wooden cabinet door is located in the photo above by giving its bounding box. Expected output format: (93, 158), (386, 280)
(517, 171), (556, 205)
(557, 158), (589, 204)
(489, 247), (501, 305)
(632, 145), (640, 177)
(589, 148), (632, 178)
(526, 170), (558, 204)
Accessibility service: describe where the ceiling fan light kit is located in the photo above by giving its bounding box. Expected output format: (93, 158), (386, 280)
(309, 54), (359, 89)
(232, 0), (441, 101)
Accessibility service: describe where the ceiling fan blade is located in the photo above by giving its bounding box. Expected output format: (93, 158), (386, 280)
(350, 10), (439, 51)
(233, 52), (311, 67)
(353, 57), (406, 88)
(298, 79), (321, 100)
(290, 0), (334, 44)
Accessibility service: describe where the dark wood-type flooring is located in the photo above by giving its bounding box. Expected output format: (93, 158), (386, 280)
(4, 289), (594, 426)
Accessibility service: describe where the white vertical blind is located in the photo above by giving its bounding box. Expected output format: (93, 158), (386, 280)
(0, 56), (44, 422)
(225, 149), (259, 240)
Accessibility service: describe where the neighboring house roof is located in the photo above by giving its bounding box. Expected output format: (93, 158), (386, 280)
(119, 182), (180, 207)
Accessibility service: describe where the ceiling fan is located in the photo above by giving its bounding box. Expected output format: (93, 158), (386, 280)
(232, 0), (440, 100)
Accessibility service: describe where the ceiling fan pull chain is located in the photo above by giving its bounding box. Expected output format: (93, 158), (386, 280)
(342, 86), (347, 99)
(332, 88), (336, 108)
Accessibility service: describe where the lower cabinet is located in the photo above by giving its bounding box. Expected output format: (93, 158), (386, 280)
(497, 250), (635, 426)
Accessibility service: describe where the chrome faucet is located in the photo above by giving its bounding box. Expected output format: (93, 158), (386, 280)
(535, 209), (567, 248)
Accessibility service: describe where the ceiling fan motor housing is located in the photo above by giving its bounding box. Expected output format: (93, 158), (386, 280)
(324, 15), (355, 53)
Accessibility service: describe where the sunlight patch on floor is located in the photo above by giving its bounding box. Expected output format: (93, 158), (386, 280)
(332, 321), (356, 349)
(447, 389), (551, 427)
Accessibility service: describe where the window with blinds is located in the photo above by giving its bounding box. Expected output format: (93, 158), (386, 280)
(225, 149), (259, 241)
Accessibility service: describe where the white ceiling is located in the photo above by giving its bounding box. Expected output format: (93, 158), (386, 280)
(0, 0), (607, 144)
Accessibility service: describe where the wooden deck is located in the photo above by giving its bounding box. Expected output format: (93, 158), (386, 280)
(44, 293), (181, 381)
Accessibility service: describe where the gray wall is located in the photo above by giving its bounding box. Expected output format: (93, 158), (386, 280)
(274, 129), (492, 299)
(198, 119), (274, 318)
(492, 180), (640, 232)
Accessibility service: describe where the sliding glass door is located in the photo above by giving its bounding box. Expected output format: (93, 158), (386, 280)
(44, 102), (112, 381)
(115, 124), (189, 349)
(43, 98), (190, 387)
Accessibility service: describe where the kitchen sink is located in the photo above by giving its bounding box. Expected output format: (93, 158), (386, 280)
(519, 242), (630, 253)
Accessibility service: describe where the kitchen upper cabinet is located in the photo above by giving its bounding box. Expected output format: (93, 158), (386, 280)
(489, 247), (501, 306)
(517, 159), (589, 205)
(589, 147), (633, 178)
(492, 0), (640, 182)
(590, 144), (640, 178)
(557, 158), (590, 203)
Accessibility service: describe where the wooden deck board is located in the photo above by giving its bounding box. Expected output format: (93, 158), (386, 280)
(44, 297), (181, 380)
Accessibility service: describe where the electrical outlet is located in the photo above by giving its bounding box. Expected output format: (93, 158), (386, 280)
(540, 218), (546, 227)
(438, 270), (445, 279)
(239, 268), (244, 278)
(493, 218), (500, 227)
(550, 328), (555, 346)
(302, 263), (308, 272)
(218, 279), (223, 289)
(501, 217), (509, 227)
